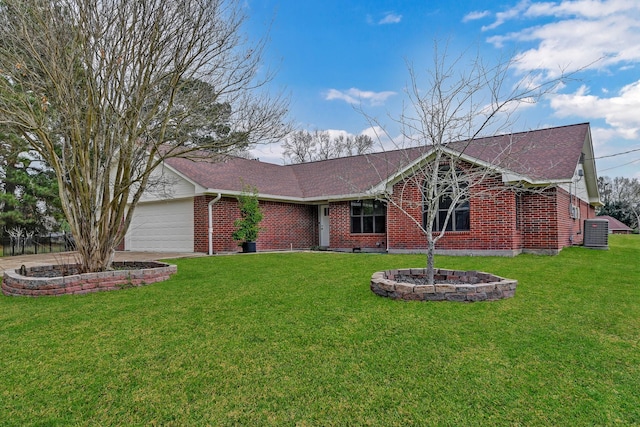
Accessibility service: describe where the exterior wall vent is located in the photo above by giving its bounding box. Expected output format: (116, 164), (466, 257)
(583, 219), (609, 249)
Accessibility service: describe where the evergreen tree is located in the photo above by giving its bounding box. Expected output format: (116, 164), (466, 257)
(0, 132), (63, 234)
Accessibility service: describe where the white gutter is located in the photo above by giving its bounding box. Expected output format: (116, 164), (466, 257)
(208, 193), (222, 255)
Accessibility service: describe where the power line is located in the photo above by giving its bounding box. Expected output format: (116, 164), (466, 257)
(599, 157), (640, 172)
(593, 147), (640, 159)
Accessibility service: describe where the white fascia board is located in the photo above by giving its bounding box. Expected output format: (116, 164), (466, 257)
(387, 149), (436, 182)
(198, 189), (382, 204)
(379, 145), (534, 193)
(581, 129), (602, 206)
(501, 172), (567, 187)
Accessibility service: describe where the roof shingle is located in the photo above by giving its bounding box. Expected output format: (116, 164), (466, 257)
(164, 122), (591, 200)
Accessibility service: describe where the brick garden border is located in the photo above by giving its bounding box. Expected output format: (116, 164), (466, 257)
(370, 268), (517, 302)
(2, 262), (177, 297)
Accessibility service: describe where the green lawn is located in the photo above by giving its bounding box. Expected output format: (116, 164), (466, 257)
(1, 236), (639, 426)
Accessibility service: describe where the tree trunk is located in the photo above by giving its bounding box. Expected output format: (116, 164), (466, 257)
(72, 225), (115, 272)
(426, 238), (436, 286)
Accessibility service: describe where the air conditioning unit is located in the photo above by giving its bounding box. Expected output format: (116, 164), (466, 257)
(570, 204), (580, 219)
(584, 219), (609, 249)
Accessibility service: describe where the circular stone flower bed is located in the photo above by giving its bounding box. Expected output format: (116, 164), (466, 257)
(370, 268), (517, 302)
(2, 262), (177, 297)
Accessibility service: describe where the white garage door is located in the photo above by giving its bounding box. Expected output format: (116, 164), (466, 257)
(125, 199), (194, 252)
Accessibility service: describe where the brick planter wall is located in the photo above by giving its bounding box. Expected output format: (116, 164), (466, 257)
(371, 268), (517, 302)
(2, 262), (177, 297)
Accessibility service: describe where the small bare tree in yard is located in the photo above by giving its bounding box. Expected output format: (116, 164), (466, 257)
(0, 0), (289, 272)
(366, 44), (570, 285)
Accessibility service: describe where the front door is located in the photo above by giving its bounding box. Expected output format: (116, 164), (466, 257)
(319, 205), (330, 247)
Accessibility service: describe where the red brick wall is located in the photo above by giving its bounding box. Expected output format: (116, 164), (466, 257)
(386, 179), (424, 250)
(194, 195), (317, 253)
(194, 196), (240, 253)
(556, 187), (596, 247)
(190, 180), (598, 255)
(520, 189), (559, 251)
(329, 201), (387, 250)
(383, 174), (596, 254)
(385, 175), (521, 252)
(259, 201), (318, 250)
(454, 177), (519, 251)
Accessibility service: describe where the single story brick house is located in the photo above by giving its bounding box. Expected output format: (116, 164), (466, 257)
(121, 122), (601, 256)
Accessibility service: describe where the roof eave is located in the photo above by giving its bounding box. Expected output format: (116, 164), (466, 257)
(200, 189), (378, 204)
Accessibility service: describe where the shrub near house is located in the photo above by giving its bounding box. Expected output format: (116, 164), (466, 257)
(232, 185), (264, 252)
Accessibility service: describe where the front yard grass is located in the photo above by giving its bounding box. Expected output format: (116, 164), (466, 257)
(1, 235), (639, 426)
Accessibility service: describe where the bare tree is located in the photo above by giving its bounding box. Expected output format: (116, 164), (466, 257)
(365, 43), (569, 285)
(315, 130), (335, 160)
(598, 176), (640, 230)
(0, 0), (289, 272)
(282, 130), (316, 163)
(352, 134), (374, 155)
(283, 130), (374, 163)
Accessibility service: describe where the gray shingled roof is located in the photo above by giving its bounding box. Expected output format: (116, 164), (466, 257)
(164, 123), (591, 200)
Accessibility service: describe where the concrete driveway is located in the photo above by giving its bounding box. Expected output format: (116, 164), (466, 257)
(0, 251), (205, 273)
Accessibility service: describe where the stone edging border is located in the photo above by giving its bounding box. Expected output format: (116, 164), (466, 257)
(370, 268), (517, 302)
(2, 262), (177, 297)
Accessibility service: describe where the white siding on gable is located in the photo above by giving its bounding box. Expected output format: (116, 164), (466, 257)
(138, 164), (196, 203)
(559, 164), (589, 203)
(125, 198), (194, 252)
(573, 164), (589, 202)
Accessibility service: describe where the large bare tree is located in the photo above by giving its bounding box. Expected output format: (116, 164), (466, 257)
(0, 0), (289, 271)
(282, 129), (374, 163)
(598, 176), (640, 230)
(366, 43), (571, 285)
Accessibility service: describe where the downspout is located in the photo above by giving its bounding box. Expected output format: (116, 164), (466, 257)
(569, 178), (575, 245)
(208, 194), (222, 255)
(386, 200), (390, 252)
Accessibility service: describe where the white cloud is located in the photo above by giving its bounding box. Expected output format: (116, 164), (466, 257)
(249, 142), (287, 165)
(550, 80), (640, 139)
(463, 10), (490, 23)
(360, 126), (409, 151)
(485, 1), (640, 77)
(378, 12), (402, 25)
(325, 128), (351, 141)
(360, 126), (385, 140)
(325, 88), (397, 106)
(524, 0), (638, 19)
(482, 0), (531, 31)
(367, 11), (402, 25)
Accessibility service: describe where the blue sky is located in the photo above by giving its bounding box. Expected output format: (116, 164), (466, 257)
(246, 0), (640, 179)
